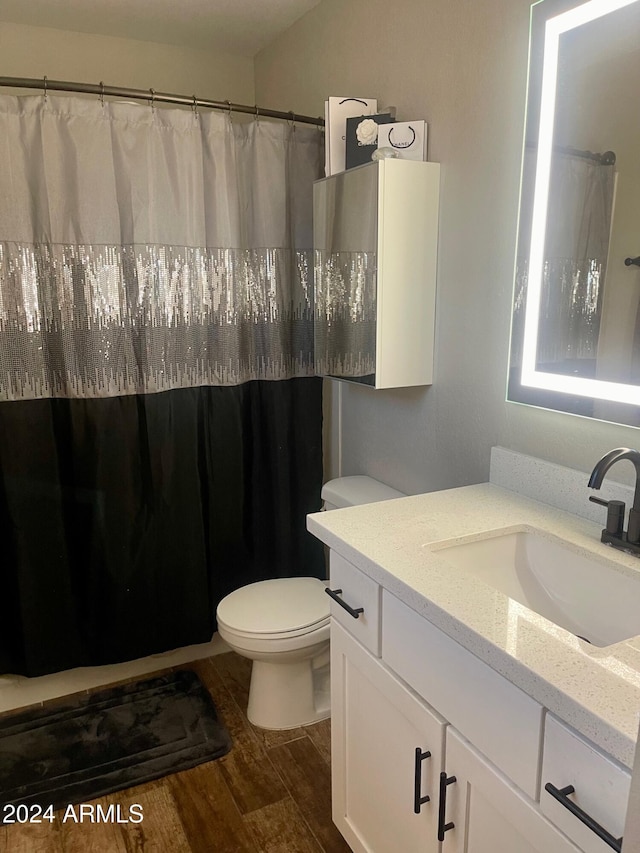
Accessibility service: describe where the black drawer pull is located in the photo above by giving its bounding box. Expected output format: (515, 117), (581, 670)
(437, 771), (456, 841)
(414, 747), (432, 813)
(325, 587), (364, 619)
(544, 783), (622, 852)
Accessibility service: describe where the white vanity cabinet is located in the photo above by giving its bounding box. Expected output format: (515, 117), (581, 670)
(331, 621), (445, 853)
(327, 551), (629, 853)
(540, 716), (629, 853)
(445, 728), (580, 853)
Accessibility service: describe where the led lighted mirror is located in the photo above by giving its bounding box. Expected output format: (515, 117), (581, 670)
(509, 0), (640, 426)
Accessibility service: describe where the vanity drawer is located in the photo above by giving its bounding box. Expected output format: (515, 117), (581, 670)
(381, 590), (543, 798)
(328, 552), (381, 656)
(541, 715), (630, 853)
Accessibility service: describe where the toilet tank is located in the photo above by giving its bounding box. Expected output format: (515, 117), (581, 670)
(321, 475), (406, 511)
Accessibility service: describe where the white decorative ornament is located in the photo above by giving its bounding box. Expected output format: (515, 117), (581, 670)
(371, 146), (398, 161)
(356, 118), (379, 146)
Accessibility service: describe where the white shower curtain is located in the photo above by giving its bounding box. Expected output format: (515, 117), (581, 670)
(0, 95), (323, 400)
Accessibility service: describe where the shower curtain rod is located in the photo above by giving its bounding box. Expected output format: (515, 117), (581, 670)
(554, 144), (616, 165)
(0, 76), (325, 127)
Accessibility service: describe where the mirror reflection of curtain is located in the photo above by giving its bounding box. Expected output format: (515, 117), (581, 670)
(0, 95), (325, 677)
(512, 148), (616, 373)
(313, 165), (378, 381)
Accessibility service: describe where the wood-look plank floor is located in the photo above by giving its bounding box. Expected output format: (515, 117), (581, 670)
(1, 653), (350, 853)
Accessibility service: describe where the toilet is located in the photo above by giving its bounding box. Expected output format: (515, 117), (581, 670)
(216, 475), (405, 730)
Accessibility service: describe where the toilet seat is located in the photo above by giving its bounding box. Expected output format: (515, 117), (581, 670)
(218, 619), (330, 642)
(216, 576), (330, 641)
(217, 619), (330, 658)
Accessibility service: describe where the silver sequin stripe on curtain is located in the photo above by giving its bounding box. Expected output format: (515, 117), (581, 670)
(0, 242), (315, 401)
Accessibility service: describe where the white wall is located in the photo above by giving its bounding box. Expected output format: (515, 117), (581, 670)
(255, 0), (640, 493)
(0, 21), (254, 104)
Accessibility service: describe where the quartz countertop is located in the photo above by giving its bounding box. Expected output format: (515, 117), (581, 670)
(307, 483), (640, 769)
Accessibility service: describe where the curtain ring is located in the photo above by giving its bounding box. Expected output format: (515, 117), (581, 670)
(99, 81), (105, 108)
(43, 75), (48, 103)
(192, 95), (198, 119)
(149, 88), (155, 112)
(254, 104), (259, 123)
(288, 111), (296, 132)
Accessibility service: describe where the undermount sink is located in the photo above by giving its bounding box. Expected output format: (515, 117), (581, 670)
(431, 527), (640, 647)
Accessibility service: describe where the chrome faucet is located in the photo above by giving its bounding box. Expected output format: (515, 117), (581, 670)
(588, 447), (640, 554)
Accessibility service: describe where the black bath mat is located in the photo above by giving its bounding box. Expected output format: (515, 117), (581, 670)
(0, 669), (231, 813)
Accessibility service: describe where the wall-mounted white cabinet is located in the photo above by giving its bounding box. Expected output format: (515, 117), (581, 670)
(313, 159), (440, 389)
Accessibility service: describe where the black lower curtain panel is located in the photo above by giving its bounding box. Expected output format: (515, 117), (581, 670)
(0, 378), (324, 677)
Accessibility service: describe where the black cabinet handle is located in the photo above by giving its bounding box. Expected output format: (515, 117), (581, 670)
(325, 587), (364, 619)
(437, 771), (456, 841)
(544, 783), (622, 852)
(413, 747), (432, 813)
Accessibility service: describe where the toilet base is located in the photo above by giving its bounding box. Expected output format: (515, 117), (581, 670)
(247, 658), (331, 730)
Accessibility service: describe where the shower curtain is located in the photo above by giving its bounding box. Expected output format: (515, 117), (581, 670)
(0, 95), (325, 677)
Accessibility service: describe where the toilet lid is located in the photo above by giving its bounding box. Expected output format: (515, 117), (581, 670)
(216, 577), (330, 635)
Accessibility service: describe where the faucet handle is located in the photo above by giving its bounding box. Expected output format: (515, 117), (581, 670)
(589, 496), (625, 537)
(588, 496), (609, 507)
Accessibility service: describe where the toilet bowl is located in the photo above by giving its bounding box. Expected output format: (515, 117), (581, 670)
(216, 476), (405, 730)
(217, 576), (330, 730)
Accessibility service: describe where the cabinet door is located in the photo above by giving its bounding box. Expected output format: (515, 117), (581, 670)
(442, 728), (581, 853)
(331, 620), (446, 853)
